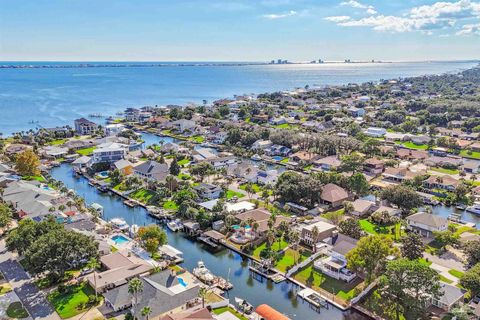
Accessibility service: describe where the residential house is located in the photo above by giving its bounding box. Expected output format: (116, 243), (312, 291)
(314, 233), (358, 282)
(300, 221), (336, 247)
(92, 142), (128, 164)
(226, 162), (258, 182)
(133, 160), (169, 182)
(320, 183), (349, 207)
(406, 212), (448, 238)
(348, 106), (365, 117)
(193, 183), (222, 200)
(364, 127), (387, 137)
(160, 308), (215, 320)
(396, 149), (429, 161)
(256, 169), (279, 185)
(314, 156), (342, 171)
(234, 209), (291, 238)
(72, 156), (92, 170)
(74, 118), (99, 136)
(350, 199), (376, 217)
(169, 119), (196, 133)
(463, 161), (480, 174)
(114, 159), (134, 176)
(105, 123), (125, 136)
(251, 140), (273, 150)
(382, 167), (425, 183)
(265, 145), (291, 157)
(424, 175), (459, 192)
(363, 158), (384, 175)
(289, 151), (321, 165)
(430, 283), (464, 312)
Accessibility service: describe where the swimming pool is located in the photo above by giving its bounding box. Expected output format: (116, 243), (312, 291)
(177, 277), (187, 287)
(272, 156), (284, 161)
(111, 234), (130, 245)
(98, 171), (109, 178)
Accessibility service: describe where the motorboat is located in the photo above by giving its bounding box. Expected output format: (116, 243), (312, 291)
(251, 154), (262, 161)
(235, 297), (254, 314)
(467, 203), (480, 215)
(110, 218), (129, 231)
(167, 219), (183, 232)
(192, 261), (215, 283)
(456, 204), (467, 210)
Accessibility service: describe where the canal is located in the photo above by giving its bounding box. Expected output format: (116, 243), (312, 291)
(50, 163), (356, 320)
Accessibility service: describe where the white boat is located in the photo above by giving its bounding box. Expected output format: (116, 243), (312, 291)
(111, 218), (129, 231)
(251, 154), (262, 161)
(456, 204), (467, 210)
(235, 297), (254, 314)
(193, 261), (215, 283)
(466, 203), (480, 215)
(90, 203), (104, 215)
(129, 224), (139, 237)
(167, 219), (183, 232)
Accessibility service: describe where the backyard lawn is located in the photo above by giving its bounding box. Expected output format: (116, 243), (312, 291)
(359, 220), (403, 240)
(275, 248), (311, 273)
(76, 146), (96, 156)
(252, 239), (289, 260)
(177, 158), (191, 166)
(293, 263), (361, 301)
(190, 135), (205, 143)
(431, 167), (459, 175)
(212, 307), (248, 320)
(163, 200), (179, 211)
(47, 282), (96, 319)
(130, 188), (156, 204)
(226, 190), (245, 199)
(448, 269), (464, 278)
(273, 123), (292, 129)
(49, 139), (67, 145)
(402, 141), (429, 150)
(239, 183), (261, 193)
(460, 150), (480, 160)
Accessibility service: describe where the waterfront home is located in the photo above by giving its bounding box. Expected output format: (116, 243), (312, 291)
(350, 199), (376, 217)
(92, 142), (128, 163)
(192, 148), (216, 162)
(251, 139), (273, 150)
(463, 161), (480, 174)
(313, 155), (342, 171)
(226, 161), (258, 182)
(423, 175), (459, 192)
(425, 156), (462, 168)
(289, 151), (321, 165)
(396, 149), (429, 161)
(257, 169), (279, 185)
(63, 139), (96, 150)
(363, 158), (384, 175)
(382, 167), (425, 183)
(320, 183), (349, 207)
(255, 304), (290, 320)
(160, 308), (215, 320)
(406, 212), (448, 238)
(74, 117), (99, 136)
(102, 270), (200, 319)
(41, 145), (69, 159)
(134, 160), (169, 182)
(193, 183), (222, 200)
(72, 155), (92, 170)
(234, 208), (291, 238)
(87, 251), (152, 293)
(265, 144), (291, 157)
(114, 159), (134, 176)
(105, 123), (125, 136)
(371, 205), (401, 217)
(161, 142), (182, 154)
(364, 127), (387, 137)
(5, 143), (30, 156)
(431, 283), (464, 312)
(169, 119), (196, 133)
(314, 233), (358, 283)
(300, 220), (336, 247)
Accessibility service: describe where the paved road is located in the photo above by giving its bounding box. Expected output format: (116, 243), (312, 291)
(0, 241), (60, 320)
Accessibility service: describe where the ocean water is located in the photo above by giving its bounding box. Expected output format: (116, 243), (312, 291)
(0, 61), (477, 135)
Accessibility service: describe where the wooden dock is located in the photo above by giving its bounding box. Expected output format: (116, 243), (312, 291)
(297, 288), (329, 313)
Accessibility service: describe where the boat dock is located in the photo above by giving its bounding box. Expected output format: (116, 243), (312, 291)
(197, 230), (226, 249)
(297, 288), (329, 312)
(249, 260), (285, 283)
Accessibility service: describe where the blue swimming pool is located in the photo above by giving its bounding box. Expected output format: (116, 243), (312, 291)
(177, 277), (187, 287)
(111, 234), (130, 245)
(98, 171), (109, 178)
(272, 156), (284, 161)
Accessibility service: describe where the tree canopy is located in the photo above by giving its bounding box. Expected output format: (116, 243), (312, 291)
(15, 149), (40, 177)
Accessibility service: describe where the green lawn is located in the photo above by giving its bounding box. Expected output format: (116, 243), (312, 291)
(177, 159), (190, 166)
(273, 123), (292, 129)
(163, 200), (178, 211)
(130, 188), (156, 204)
(419, 258), (432, 267)
(460, 149), (480, 160)
(280, 158), (289, 163)
(275, 249), (311, 273)
(190, 135), (205, 143)
(212, 307), (248, 320)
(177, 173), (191, 180)
(439, 274), (453, 284)
(76, 146), (96, 156)
(359, 220), (402, 240)
(6, 302), (29, 319)
(0, 284), (12, 295)
(23, 175), (46, 182)
(48, 282), (96, 319)
(448, 269), (464, 278)
(226, 190), (245, 199)
(49, 139), (67, 145)
(252, 239), (289, 259)
(431, 167), (459, 175)
(239, 183), (262, 193)
(293, 263), (361, 301)
(402, 141), (429, 150)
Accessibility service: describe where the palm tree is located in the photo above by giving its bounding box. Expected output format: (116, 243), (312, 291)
(141, 306), (152, 320)
(266, 230), (276, 248)
(86, 257), (101, 300)
(128, 277), (144, 316)
(289, 230), (300, 263)
(311, 226), (319, 253)
(197, 287), (210, 308)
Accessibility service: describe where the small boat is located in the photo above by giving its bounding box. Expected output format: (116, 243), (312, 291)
(111, 218), (129, 231)
(466, 203), (480, 215)
(251, 154), (262, 161)
(90, 203), (104, 215)
(129, 224), (139, 237)
(167, 219), (183, 232)
(456, 204), (467, 210)
(124, 200), (137, 207)
(193, 261), (215, 283)
(235, 297), (254, 314)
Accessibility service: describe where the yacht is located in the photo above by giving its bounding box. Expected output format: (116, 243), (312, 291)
(466, 203), (480, 215)
(235, 297), (254, 314)
(111, 218), (129, 231)
(193, 261), (215, 283)
(167, 219), (183, 232)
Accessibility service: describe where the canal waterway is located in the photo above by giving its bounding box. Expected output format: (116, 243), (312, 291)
(50, 163), (357, 320)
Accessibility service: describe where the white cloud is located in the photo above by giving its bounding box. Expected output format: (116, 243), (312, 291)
(326, 0), (480, 35)
(324, 15), (351, 22)
(262, 10), (298, 19)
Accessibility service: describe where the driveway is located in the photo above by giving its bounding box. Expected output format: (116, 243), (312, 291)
(0, 241), (59, 320)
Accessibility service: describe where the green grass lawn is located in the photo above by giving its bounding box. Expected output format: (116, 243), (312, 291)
(252, 239), (289, 259)
(280, 158), (289, 163)
(431, 167), (459, 175)
(48, 282), (96, 319)
(190, 135), (205, 143)
(402, 141), (429, 150)
(273, 123), (292, 129)
(163, 200), (178, 211)
(359, 220), (403, 240)
(76, 146), (96, 156)
(49, 139), (67, 145)
(23, 175), (46, 182)
(293, 263), (361, 301)
(177, 158), (190, 166)
(460, 149), (480, 160)
(275, 249), (311, 273)
(448, 269), (464, 278)
(130, 188), (156, 204)
(177, 173), (191, 180)
(226, 190), (245, 199)
(6, 302), (29, 319)
(212, 307), (248, 320)
(239, 183), (261, 193)
(0, 284), (12, 296)
(439, 274), (453, 284)
(419, 258), (432, 267)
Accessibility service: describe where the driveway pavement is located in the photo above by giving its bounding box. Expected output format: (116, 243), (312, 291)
(0, 240), (59, 320)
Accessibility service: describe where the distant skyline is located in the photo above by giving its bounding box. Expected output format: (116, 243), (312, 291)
(1, 0), (479, 61)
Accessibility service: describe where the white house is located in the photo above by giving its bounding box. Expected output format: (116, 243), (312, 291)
(406, 212), (448, 238)
(92, 142), (128, 163)
(257, 169), (279, 185)
(105, 123), (125, 136)
(251, 140), (273, 150)
(364, 127), (387, 137)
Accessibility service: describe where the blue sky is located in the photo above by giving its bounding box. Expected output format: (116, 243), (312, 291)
(0, 0), (479, 61)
